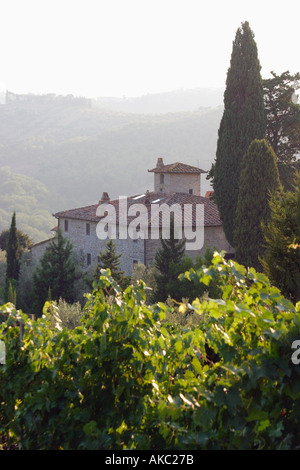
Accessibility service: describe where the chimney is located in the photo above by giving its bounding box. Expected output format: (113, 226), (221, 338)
(156, 157), (164, 169)
(100, 191), (110, 203)
(144, 189), (150, 205)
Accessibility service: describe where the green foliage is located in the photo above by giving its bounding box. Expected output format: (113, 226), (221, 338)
(32, 229), (76, 316)
(131, 262), (158, 304)
(1, 254), (300, 449)
(95, 239), (129, 291)
(0, 250), (6, 302)
(263, 70), (300, 165)
(213, 21), (266, 246)
(262, 173), (300, 302)
(7, 281), (17, 305)
(46, 298), (82, 330)
(277, 161), (300, 192)
(234, 139), (281, 270)
(0, 228), (33, 255)
(154, 244), (222, 304)
(153, 215), (186, 301)
(194, 246), (223, 299)
(4, 213), (20, 303)
(0, 166), (54, 242)
(5, 213), (20, 283)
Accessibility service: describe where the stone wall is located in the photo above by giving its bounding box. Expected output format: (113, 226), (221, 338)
(59, 217), (145, 275)
(154, 172), (201, 195)
(31, 238), (54, 263)
(145, 225), (234, 266)
(32, 217), (233, 276)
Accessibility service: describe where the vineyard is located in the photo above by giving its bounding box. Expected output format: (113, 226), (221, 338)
(1, 252), (300, 450)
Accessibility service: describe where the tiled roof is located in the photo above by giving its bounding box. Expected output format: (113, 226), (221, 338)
(54, 191), (221, 227)
(32, 237), (55, 248)
(54, 204), (100, 222)
(148, 162), (206, 174)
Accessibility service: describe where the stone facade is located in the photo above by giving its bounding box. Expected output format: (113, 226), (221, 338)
(58, 217), (145, 275)
(149, 158), (206, 196)
(153, 172), (201, 195)
(31, 238), (54, 263)
(144, 225), (233, 267)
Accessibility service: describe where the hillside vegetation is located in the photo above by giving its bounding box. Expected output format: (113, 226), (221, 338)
(0, 91), (221, 241)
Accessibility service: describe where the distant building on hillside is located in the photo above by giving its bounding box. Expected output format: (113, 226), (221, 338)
(31, 158), (234, 275)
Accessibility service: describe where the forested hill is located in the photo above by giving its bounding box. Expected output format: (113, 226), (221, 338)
(0, 90), (223, 242)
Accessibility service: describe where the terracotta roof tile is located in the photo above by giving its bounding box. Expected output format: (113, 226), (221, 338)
(148, 162), (206, 174)
(54, 191), (221, 227)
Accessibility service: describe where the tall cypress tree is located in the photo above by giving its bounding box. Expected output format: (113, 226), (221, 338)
(212, 21), (266, 247)
(233, 139), (281, 271)
(5, 212), (20, 302)
(5, 212), (20, 281)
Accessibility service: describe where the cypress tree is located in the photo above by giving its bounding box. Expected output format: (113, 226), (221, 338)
(233, 139), (281, 271)
(5, 212), (20, 282)
(213, 21), (266, 247)
(4, 212), (20, 302)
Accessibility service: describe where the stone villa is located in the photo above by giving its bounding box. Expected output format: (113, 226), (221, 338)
(31, 158), (234, 274)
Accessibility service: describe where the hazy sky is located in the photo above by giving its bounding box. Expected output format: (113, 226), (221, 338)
(0, 0), (299, 98)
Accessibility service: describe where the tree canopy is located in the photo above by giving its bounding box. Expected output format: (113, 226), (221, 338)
(213, 21), (266, 247)
(4, 212), (20, 303)
(153, 214), (185, 301)
(233, 139), (281, 271)
(263, 70), (300, 165)
(0, 228), (33, 255)
(5, 212), (20, 283)
(262, 172), (300, 302)
(95, 239), (128, 290)
(32, 229), (76, 316)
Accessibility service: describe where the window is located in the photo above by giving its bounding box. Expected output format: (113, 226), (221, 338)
(87, 253), (91, 266)
(160, 174), (164, 185)
(64, 220), (68, 232)
(189, 189), (193, 195)
(86, 223), (90, 235)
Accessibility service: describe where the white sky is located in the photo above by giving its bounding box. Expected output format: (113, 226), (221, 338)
(0, 0), (299, 98)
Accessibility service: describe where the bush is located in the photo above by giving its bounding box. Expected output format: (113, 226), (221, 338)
(0, 253), (300, 449)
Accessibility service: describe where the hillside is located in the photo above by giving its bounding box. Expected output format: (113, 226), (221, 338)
(93, 87), (224, 114)
(0, 90), (222, 242)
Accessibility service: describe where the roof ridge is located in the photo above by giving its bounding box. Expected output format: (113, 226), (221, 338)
(53, 191), (221, 226)
(148, 161), (207, 173)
